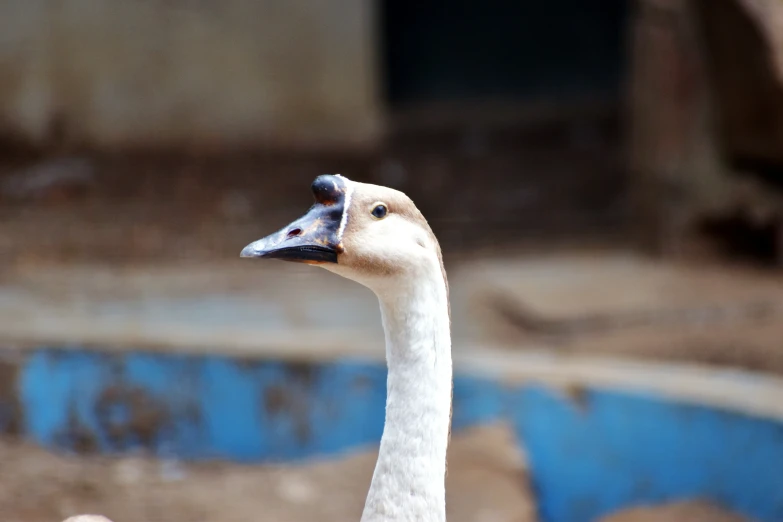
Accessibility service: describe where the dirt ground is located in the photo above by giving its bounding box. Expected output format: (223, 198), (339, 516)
(2, 424), (533, 522)
(0, 424), (748, 522)
(470, 253), (783, 374)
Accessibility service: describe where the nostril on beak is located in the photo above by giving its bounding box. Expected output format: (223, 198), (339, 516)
(287, 227), (302, 239)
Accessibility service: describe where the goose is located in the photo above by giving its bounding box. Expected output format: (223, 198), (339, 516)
(241, 174), (452, 522)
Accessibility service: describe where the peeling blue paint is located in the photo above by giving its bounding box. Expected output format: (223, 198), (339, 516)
(16, 348), (504, 462)
(509, 386), (783, 522)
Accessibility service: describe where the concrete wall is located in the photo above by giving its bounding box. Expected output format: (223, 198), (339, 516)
(0, 0), (381, 150)
(698, 0), (783, 166)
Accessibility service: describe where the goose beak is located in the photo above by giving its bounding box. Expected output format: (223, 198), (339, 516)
(240, 174), (348, 264)
(239, 210), (339, 264)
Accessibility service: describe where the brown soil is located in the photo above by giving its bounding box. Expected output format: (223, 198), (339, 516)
(467, 254), (783, 374)
(0, 424), (749, 522)
(2, 424), (534, 522)
(601, 500), (750, 522)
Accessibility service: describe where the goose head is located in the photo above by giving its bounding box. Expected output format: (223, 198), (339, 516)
(240, 174), (444, 293)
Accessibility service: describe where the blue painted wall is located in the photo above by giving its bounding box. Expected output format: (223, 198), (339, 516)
(510, 386), (783, 522)
(16, 348), (503, 462)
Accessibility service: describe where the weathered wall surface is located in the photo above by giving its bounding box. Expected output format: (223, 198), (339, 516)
(698, 0), (783, 166)
(0, 0), (381, 150)
(628, 0), (783, 262)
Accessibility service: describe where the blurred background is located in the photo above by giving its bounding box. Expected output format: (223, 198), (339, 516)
(0, 0), (781, 521)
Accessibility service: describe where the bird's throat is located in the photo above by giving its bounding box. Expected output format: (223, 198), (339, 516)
(361, 275), (452, 522)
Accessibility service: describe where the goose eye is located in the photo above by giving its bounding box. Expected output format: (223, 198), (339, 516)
(371, 203), (388, 219)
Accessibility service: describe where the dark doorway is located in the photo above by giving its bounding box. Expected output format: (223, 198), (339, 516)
(381, 0), (630, 107)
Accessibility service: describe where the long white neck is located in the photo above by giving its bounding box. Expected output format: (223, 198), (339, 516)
(360, 267), (452, 522)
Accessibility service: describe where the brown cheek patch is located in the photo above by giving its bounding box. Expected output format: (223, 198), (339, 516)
(339, 231), (401, 277)
(343, 249), (400, 277)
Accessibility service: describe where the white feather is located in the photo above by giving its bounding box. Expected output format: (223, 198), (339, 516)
(360, 259), (452, 522)
(335, 174), (354, 242)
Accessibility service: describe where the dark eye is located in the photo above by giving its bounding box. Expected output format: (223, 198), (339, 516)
(371, 204), (388, 219)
